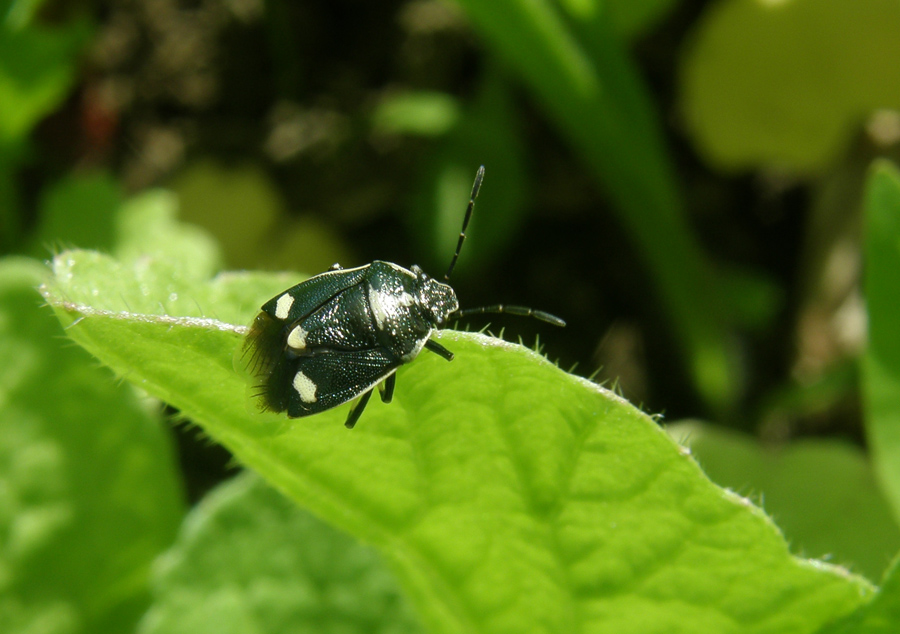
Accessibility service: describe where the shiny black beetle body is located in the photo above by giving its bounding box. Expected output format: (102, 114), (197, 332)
(238, 167), (564, 428)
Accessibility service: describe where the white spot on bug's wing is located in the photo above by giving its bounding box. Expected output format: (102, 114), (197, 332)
(275, 293), (294, 320)
(287, 325), (308, 350)
(398, 292), (414, 307)
(293, 371), (317, 403)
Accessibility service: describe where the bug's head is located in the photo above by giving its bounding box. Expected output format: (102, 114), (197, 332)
(412, 265), (459, 325)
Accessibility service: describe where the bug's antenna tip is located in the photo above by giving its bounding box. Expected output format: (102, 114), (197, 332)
(444, 165), (485, 282)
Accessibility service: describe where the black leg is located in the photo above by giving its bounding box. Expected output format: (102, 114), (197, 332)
(425, 339), (454, 361)
(378, 373), (395, 403)
(345, 389), (373, 429)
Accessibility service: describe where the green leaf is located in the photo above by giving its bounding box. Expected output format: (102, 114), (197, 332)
(2, 0), (50, 30)
(140, 471), (423, 634)
(0, 19), (91, 142)
(863, 160), (900, 524)
(412, 69), (528, 273)
(452, 0), (737, 413)
(680, 0), (900, 172)
(818, 556), (900, 634)
(42, 247), (872, 634)
(669, 421), (900, 582)
(113, 188), (223, 284)
(30, 170), (124, 256)
(170, 160), (350, 274)
(171, 161), (284, 269)
(0, 139), (25, 250)
(372, 91), (461, 137)
(557, 0), (679, 40)
(0, 257), (184, 634)
(606, 0), (679, 38)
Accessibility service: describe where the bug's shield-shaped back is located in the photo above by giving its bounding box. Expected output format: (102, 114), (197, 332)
(235, 265), (407, 419)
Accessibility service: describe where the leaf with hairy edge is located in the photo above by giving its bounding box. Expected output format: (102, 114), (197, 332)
(670, 421), (900, 582)
(819, 556), (900, 634)
(44, 248), (871, 634)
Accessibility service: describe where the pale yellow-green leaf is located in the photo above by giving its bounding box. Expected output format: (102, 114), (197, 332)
(680, 0), (900, 172)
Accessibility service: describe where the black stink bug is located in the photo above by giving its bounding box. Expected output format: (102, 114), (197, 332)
(237, 166), (565, 429)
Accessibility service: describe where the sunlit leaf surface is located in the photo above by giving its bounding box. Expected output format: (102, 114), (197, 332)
(41, 244), (872, 634)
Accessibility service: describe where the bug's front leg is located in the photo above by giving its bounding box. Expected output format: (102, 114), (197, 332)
(345, 389), (374, 429)
(378, 373), (395, 404)
(425, 339), (454, 361)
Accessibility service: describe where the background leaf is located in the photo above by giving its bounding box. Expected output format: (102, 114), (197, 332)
(171, 161), (284, 269)
(412, 68), (528, 274)
(171, 160), (351, 275)
(863, 160), (900, 523)
(0, 257), (184, 634)
(679, 0), (900, 172)
(139, 471), (423, 634)
(29, 170), (123, 256)
(113, 189), (222, 281)
(452, 0), (736, 413)
(0, 19), (90, 142)
(602, 0), (680, 39)
(372, 91), (461, 138)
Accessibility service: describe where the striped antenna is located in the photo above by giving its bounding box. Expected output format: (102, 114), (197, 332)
(444, 165), (485, 282)
(455, 304), (566, 327)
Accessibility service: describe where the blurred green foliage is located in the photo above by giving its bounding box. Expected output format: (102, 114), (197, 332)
(681, 0), (900, 172)
(5, 0), (900, 631)
(139, 472), (423, 634)
(0, 258), (184, 634)
(863, 161), (900, 523)
(0, 13), (89, 142)
(29, 171), (122, 254)
(0, 2), (90, 249)
(453, 0), (737, 413)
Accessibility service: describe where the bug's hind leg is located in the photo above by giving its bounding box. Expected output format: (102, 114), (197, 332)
(345, 389), (374, 429)
(378, 373), (396, 404)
